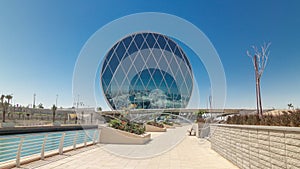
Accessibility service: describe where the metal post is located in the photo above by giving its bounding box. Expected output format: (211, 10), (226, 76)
(90, 113), (93, 124)
(33, 93), (36, 109)
(73, 131), (78, 150)
(84, 132), (87, 147)
(58, 132), (65, 155)
(16, 137), (24, 167)
(56, 94), (58, 107)
(92, 129), (97, 144)
(98, 128), (101, 143)
(41, 134), (48, 160)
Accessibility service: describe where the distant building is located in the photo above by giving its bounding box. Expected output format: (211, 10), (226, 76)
(100, 32), (193, 110)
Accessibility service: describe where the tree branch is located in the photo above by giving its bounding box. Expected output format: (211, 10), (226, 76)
(247, 42), (271, 78)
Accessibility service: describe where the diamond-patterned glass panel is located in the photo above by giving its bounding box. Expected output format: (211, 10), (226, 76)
(134, 34), (144, 49)
(115, 42), (126, 61)
(101, 32), (193, 110)
(146, 33), (156, 47)
(123, 36), (132, 48)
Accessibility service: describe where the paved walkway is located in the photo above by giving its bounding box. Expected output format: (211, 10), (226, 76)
(19, 136), (238, 169)
(101, 126), (189, 158)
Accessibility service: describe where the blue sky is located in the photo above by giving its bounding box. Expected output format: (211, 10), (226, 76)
(0, 0), (299, 109)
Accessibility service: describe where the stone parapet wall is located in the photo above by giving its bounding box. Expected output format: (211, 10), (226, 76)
(210, 124), (300, 169)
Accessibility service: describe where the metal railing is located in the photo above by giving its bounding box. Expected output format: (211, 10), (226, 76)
(0, 128), (100, 167)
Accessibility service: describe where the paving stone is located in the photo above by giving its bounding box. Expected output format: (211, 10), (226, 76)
(17, 133), (238, 169)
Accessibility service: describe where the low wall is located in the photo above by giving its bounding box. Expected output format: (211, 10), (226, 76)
(210, 124), (300, 169)
(145, 124), (166, 132)
(99, 127), (151, 144)
(163, 124), (175, 129)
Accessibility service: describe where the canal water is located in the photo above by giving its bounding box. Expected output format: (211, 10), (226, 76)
(0, 129), (98, 163)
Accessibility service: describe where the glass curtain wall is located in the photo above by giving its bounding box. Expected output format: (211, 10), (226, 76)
(101, 32), (193, 110)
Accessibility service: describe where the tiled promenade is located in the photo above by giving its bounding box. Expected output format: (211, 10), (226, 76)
(18, 132), (238, 169)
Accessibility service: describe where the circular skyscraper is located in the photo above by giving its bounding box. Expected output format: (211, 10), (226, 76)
(101, 32), (193, 110)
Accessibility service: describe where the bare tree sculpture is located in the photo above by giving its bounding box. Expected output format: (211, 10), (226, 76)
(247, 42), (271, 118)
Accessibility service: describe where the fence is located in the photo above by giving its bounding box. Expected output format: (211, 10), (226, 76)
(0, 128), (100, 168)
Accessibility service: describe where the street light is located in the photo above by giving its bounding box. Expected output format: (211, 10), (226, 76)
(33, 93), (36, 109)
(56, 94), (58, 107)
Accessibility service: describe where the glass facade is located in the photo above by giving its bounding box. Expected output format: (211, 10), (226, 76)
(101, 32), (193, 110)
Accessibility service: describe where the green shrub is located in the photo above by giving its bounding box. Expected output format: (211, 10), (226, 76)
(289, 111), (300, 127)
(109, 119), (145, 135)
(162, 121), (173, 126)
(147, 121), (164, 128)
(226, 110), (300, 127)
(174, 121), (181, 125)
(109, 119), (121, 128)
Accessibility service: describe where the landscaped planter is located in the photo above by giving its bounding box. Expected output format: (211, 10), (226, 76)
(145, 124), (166, 132)
(99, 126), (151, 144)
(163, 124), (175, 129)
(173, 123), (182, 127)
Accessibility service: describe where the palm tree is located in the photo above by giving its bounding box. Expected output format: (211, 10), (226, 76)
(38, 103), (44, 109)
(5, 95), (13, 120)
(1, 95), (5, 122)
(5, 95), (12, 105)
(52, 104), (57, 123)
(5, 95), (12, 114)
(288, 103), (294, 110)
(0, 95), (4, 105)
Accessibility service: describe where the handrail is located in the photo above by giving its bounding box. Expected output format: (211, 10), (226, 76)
(0, 138), (21, 143)
(20, 144), (43, 150)
(22, 137), (45, 142)
(0, 128), (92, 138)
(0, 157), (15, 162)
(0, 152), (18, 157)
(0, 128), (100, 167)
(63, 137), (76, 142)
(0, 144), (21, 149)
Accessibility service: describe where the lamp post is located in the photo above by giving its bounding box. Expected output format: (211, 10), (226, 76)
(56, 94), (58, 107)
(33, 93), (36, 109)
(73, 95), (84, 123)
